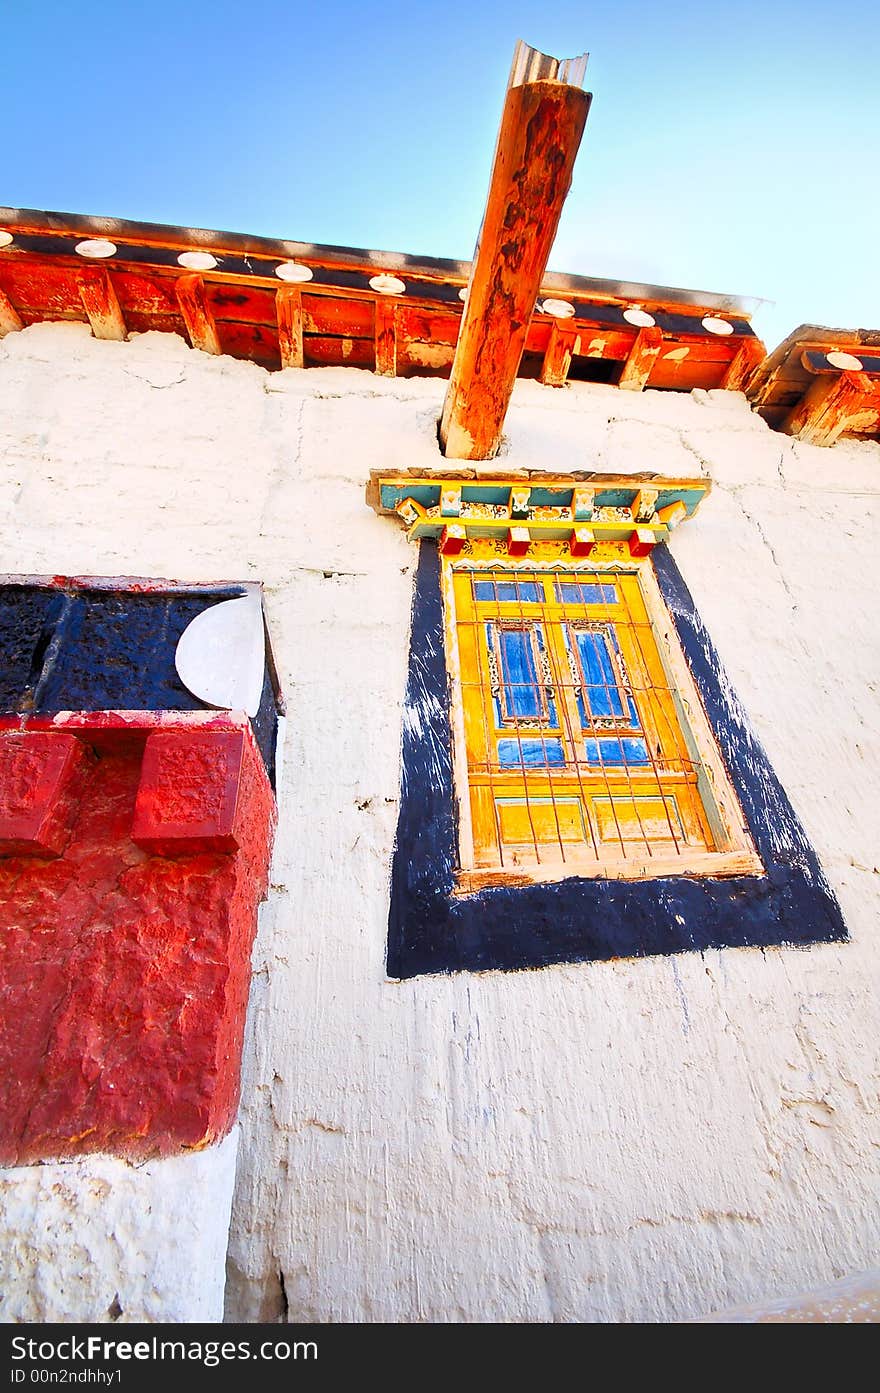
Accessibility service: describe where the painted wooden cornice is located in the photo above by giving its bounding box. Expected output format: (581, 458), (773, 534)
(0, 207), (761, 394)
(369, 471), (709, 559)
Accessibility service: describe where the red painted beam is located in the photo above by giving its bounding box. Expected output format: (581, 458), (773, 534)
(78, 267), (127, 342)
(175, 273), (221, 355)
(276, 285), (304, 369)
(439, 43), (591, 459)
(0, 288), (22, 336)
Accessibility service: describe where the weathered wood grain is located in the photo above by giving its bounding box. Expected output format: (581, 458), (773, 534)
(175, 274), (221, 355)
(78, 268), (127, 342)
(439, 67), (591, 459)
(540, 323), (578, 387)
(719, 336), (765, 392)
(374, 299), (398, 377)
(276, 286), (304, 369)
(781, 369), (880, 445)
(618, 326), (663, 391)
(0, 289), (22, 336)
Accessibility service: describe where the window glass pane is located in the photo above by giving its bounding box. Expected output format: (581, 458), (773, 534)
(474, 579), (542, 603)
(554, 581), (617, 605)
(583, 737), (650, 766)
(574, 629), (626, 719)
(498, 737), (566, 768)
(496, 625), (542, 719)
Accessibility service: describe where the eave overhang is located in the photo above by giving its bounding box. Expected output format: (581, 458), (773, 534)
(746, 324), (880, 446)
(0, 205), (763, 393)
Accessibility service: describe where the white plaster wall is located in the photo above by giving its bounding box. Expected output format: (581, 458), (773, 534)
(1, 323), (879, 1324)
(0, 1131), (238, 1323)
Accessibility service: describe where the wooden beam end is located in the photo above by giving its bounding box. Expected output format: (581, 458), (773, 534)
(175, 273), (221, 356)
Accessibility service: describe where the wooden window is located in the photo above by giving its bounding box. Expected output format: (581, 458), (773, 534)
(444, 558), (762, 889)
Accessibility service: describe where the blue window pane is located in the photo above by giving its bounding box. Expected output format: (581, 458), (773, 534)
(474, 580), (542, 603)
(498, 738), (566, 768)
(498, 627), (542, 718)
(554, 582), (618, 605)
(583, 737), (649, 766)
(575, 630), (626, 720)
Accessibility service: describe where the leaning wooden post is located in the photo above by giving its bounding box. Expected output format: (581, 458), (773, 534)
(439, 41), (591, 460)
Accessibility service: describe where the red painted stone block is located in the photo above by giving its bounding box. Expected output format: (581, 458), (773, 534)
(132, 728), (250, 857)
(0, 716), (276, 1164)
(0, 732), (90, 857)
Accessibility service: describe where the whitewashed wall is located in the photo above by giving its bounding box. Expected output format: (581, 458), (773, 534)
(1, 323), (878, 1324)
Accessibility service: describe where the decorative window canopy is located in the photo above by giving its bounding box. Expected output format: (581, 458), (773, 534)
(369, 472), (710, 559)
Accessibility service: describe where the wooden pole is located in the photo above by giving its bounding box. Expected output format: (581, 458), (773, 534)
(439, 42), (591, 460)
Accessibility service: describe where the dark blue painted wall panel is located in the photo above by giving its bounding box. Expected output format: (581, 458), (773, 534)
(0, 584), (280, 786)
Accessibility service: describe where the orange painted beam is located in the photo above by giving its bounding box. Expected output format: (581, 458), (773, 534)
(618, 326), (663, 392)
(78, 268), (127, 342)
(276, 286), (304, 369)
(719, 336), (765, 392)
(374, 299), (398, 377)
(540, 322), (578, 387)
(781, 368), (878, 445)
(0, 289), (22, 336)
(440, 42), (591, 459)
(175, 273), (221, 355)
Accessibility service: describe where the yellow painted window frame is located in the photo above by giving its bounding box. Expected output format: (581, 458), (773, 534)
(441, 545), (763, 892)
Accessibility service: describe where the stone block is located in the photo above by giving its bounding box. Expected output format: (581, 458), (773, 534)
(132, 728), (249, 856)
(0, 732), (89, 857)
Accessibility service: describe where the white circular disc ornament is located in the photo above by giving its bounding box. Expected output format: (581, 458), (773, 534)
(275, 261), (313, 283)
(175, 594), (265, 718)
(623, 307), (656, 328)
(369, 274), (406, 295)
(702, 316), (734, 336)
(0, 231), (13, 249)
(541, 298), (576, 319)
(826, 350), (863, 371)
(178, 251), (218, 271)
(75, 239), (117, 259)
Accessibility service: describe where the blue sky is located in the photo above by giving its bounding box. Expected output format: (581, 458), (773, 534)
(5, 0), (878, 351)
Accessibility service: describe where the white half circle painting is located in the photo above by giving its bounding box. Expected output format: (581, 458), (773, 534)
(175, 594), (265, 717)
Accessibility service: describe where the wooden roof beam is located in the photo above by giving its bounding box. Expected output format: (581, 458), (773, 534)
(0, 289), (22, 337)
(439, 41), (591, 459)
(175, 273), (221, 355)
(276, 286), (304, 369)
(781, 369), (878, 446)
(374, 299), (399, 377)
(719, 335), (765, 392)
(618, 326), (663, 392)
(539, 322), (578, 387)
(78, 268), (127, 342)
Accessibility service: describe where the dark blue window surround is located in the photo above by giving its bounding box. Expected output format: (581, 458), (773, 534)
(386, 543), (847, 979)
